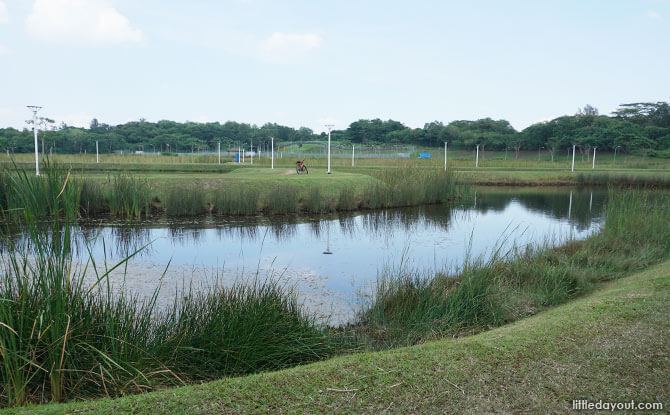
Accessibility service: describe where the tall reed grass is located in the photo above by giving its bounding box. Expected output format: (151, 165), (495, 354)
(164, 186), (207, 216)
(106, 175), (152, 219)
(362, 166), (462, 209)
(214, 186), (259, 216)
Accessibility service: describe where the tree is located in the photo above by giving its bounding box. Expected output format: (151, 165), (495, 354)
(576, 104), (599, 116)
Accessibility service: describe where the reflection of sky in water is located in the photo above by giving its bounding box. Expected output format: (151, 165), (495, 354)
(67, 189), (606, 324)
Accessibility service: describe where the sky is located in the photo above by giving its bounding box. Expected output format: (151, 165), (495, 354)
(0, 0), (669, 133)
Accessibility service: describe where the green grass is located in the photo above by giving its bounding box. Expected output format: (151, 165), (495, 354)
(10, 260), (668, 414)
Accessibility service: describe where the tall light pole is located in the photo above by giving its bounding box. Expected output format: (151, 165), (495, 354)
(571, 144), (576, 172)
(271, 136), (274, 169)
(325, 124), (334, 174)
(352, 144), (355, 167)
(27, 106), (42, 176)
(444, 141), (447, 171)
(475, 144), (479, 168)
(592, 147), (596, 169)
(250, 138), (253, 165)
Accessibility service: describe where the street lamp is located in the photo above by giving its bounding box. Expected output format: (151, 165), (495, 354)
(538, 146), (544, 161)
(325, 124), (334, 174)
(27, 105), (42, 176)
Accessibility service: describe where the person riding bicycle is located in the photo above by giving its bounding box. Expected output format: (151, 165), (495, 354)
(296, 160), (308, 174)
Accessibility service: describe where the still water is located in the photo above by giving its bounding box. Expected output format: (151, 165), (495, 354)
(74, 187), (606, 323)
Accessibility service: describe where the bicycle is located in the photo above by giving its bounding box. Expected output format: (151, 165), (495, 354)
(296, 160), (309, 174)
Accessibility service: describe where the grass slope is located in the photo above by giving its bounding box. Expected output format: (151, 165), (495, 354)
(10, 260), (669, 414)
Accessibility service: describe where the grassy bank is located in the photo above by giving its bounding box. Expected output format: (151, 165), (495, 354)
(9, 260), (668, 414)
(1, 163), (463, 218)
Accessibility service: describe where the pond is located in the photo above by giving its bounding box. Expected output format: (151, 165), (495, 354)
(68, 187), (607, 324)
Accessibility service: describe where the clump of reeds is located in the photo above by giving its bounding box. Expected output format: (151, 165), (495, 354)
(301, 187), (336, 214)
(263, 184), (299, 214)
(336, 186), (358, 211)
(362, 165), (461, 209)
(77, 178), (107, 216)
(152, 279), (339, 379)
(106, 174), (152, 219)
(164, 185), (207, 216)
(214, 186), (259, 215)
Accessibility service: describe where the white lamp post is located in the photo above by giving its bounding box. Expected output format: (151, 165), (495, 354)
(592, 147), (596, 169)
(325, 124), (334, 174)
(27, 106), (42, 176)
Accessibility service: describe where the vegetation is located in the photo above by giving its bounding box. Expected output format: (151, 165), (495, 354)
(2, 101), (669, 158)
(7, 261), (669, 414)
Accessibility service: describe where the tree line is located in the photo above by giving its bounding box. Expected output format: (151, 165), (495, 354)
(1, 102), (668, 157)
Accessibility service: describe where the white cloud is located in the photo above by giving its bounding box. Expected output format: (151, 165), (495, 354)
(259, 32), (321, 63)
(648, 11), (662, 20)
(0, 1), (8, 24)
(26, 0), (144, 45)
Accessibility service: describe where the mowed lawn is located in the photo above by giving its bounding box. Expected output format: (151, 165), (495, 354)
(9, 261), (668, 414)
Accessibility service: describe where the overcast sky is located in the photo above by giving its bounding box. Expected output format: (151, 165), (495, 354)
(1, 0), (669, 132)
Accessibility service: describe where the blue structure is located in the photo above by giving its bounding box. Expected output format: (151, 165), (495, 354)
(235, 153), (240, 162)
(418, 153), (431, 159)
